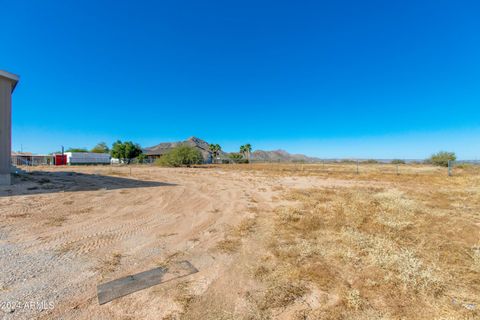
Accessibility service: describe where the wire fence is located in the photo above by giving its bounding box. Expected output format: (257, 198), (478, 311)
(214, 159), (480, 177)
(12, 154), (480, 177)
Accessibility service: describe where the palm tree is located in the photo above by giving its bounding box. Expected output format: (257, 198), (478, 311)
(244, 144), (252, 163)
(239, 144), (252, 163)
(240, 145), (246, 160)
(209, 144), (221, 164)
(209, 144), (215, 163)
(215, 144), (222, 162)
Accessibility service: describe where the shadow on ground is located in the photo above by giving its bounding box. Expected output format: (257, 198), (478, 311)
(0, 171), (176, 197)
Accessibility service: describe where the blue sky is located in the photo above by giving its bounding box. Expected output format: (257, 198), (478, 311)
(1, 0), (479, 159)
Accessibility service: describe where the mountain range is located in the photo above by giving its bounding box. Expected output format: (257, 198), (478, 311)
(144, 137), (319, 163)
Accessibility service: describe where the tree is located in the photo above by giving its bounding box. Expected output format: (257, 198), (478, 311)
(229, 152), (247, 163)
(156, 144), (203, 167)
(91, 142), (110, 154)
(135, 153), (147, 164)
(240, 144), (252, 163)
(245, 144), (252, 161)
(110, 140), (143, 164)
(427, 151), (456, 167)
(209, 144), (222, 164)
(66, 147), (88, 153)
(240, 145), (246, 158)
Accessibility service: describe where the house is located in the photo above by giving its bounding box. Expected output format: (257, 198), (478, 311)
(0, 70), (19, 185)
(143, 136), (225, 163)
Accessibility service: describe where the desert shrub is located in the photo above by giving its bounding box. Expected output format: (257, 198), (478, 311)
(228, 153), (248, 163)
(455, 163), (474, 170)
(427, 151), (456, 167)
(135, 153), (147, 164)
(363, 159), (379, 164)
(156, 144), (203, 167)
(391, 159), (406, 164)
(292, 159), (307, 163)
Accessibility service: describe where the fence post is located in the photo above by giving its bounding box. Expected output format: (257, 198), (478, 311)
(356, 160), (359, 174)
(448, 160), (452, 176)
(396, 164), (399, 175)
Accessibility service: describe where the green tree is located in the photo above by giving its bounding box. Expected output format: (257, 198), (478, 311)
(427, 151), (456, 167)
(240, 144), (252, 163)
(66, 147), (88, 153)
(245, 144), (252, 160)
(91, 142), (110, 154)
(110, 140), (143, 164)
(229, 152), (247, 163)
(239, 145), (246, 157)
(135, 153), (147, 164)
(209, 144), (221, 164)
(156, 144), (203, 167)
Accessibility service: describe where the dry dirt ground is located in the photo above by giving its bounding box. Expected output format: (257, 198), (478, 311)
(0, 164), (479, 319)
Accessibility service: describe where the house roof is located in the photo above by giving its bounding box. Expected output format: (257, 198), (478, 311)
(12, 152), (53, 157)
(0, 70), (20, 92)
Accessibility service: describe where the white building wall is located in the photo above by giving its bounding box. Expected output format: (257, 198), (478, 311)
(0, 71), (19, 185)
(65, 152), (111, 165)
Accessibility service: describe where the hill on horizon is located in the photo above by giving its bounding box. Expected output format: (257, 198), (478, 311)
(144, 137), (319, 163)
(250, 149), (320, 163)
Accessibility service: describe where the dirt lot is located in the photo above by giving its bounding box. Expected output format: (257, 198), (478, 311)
(0, 164), (479, 319)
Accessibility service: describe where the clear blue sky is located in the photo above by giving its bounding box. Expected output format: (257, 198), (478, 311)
(1, 0), (479, 159)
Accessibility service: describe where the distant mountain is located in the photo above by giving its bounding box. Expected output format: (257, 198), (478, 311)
(251, 149), (320, 162)
(143, 136), (226, 163)
(144, 137), (318, 163)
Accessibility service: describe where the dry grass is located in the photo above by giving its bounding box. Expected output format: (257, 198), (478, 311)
(472, 243), (480, 272)
(44, 215), (67, 227)
(96, 252), (123, 278)
(222, 162), (480, 185)
(156, 251), (184, 268)
(216, 238), (242, 253)
(216, 217), (257, 253)
(213, 163), (480, 319)
(173, 281), (197, 311)
(14, 164), (478, 319)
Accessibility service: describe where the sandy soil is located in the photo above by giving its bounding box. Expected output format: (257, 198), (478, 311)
(0, 164), (478, 319)
(0, 166), (306, 319)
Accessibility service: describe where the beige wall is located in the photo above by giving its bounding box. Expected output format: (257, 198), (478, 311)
(0, 77), (13, 185)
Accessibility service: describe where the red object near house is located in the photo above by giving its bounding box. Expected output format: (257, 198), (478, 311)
(54, 154), (67, 166)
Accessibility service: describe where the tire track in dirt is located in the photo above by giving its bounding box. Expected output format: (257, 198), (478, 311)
(0, 167), (259, 320)
(7, 182), (185, 253)
(28, 179), (200, 260)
